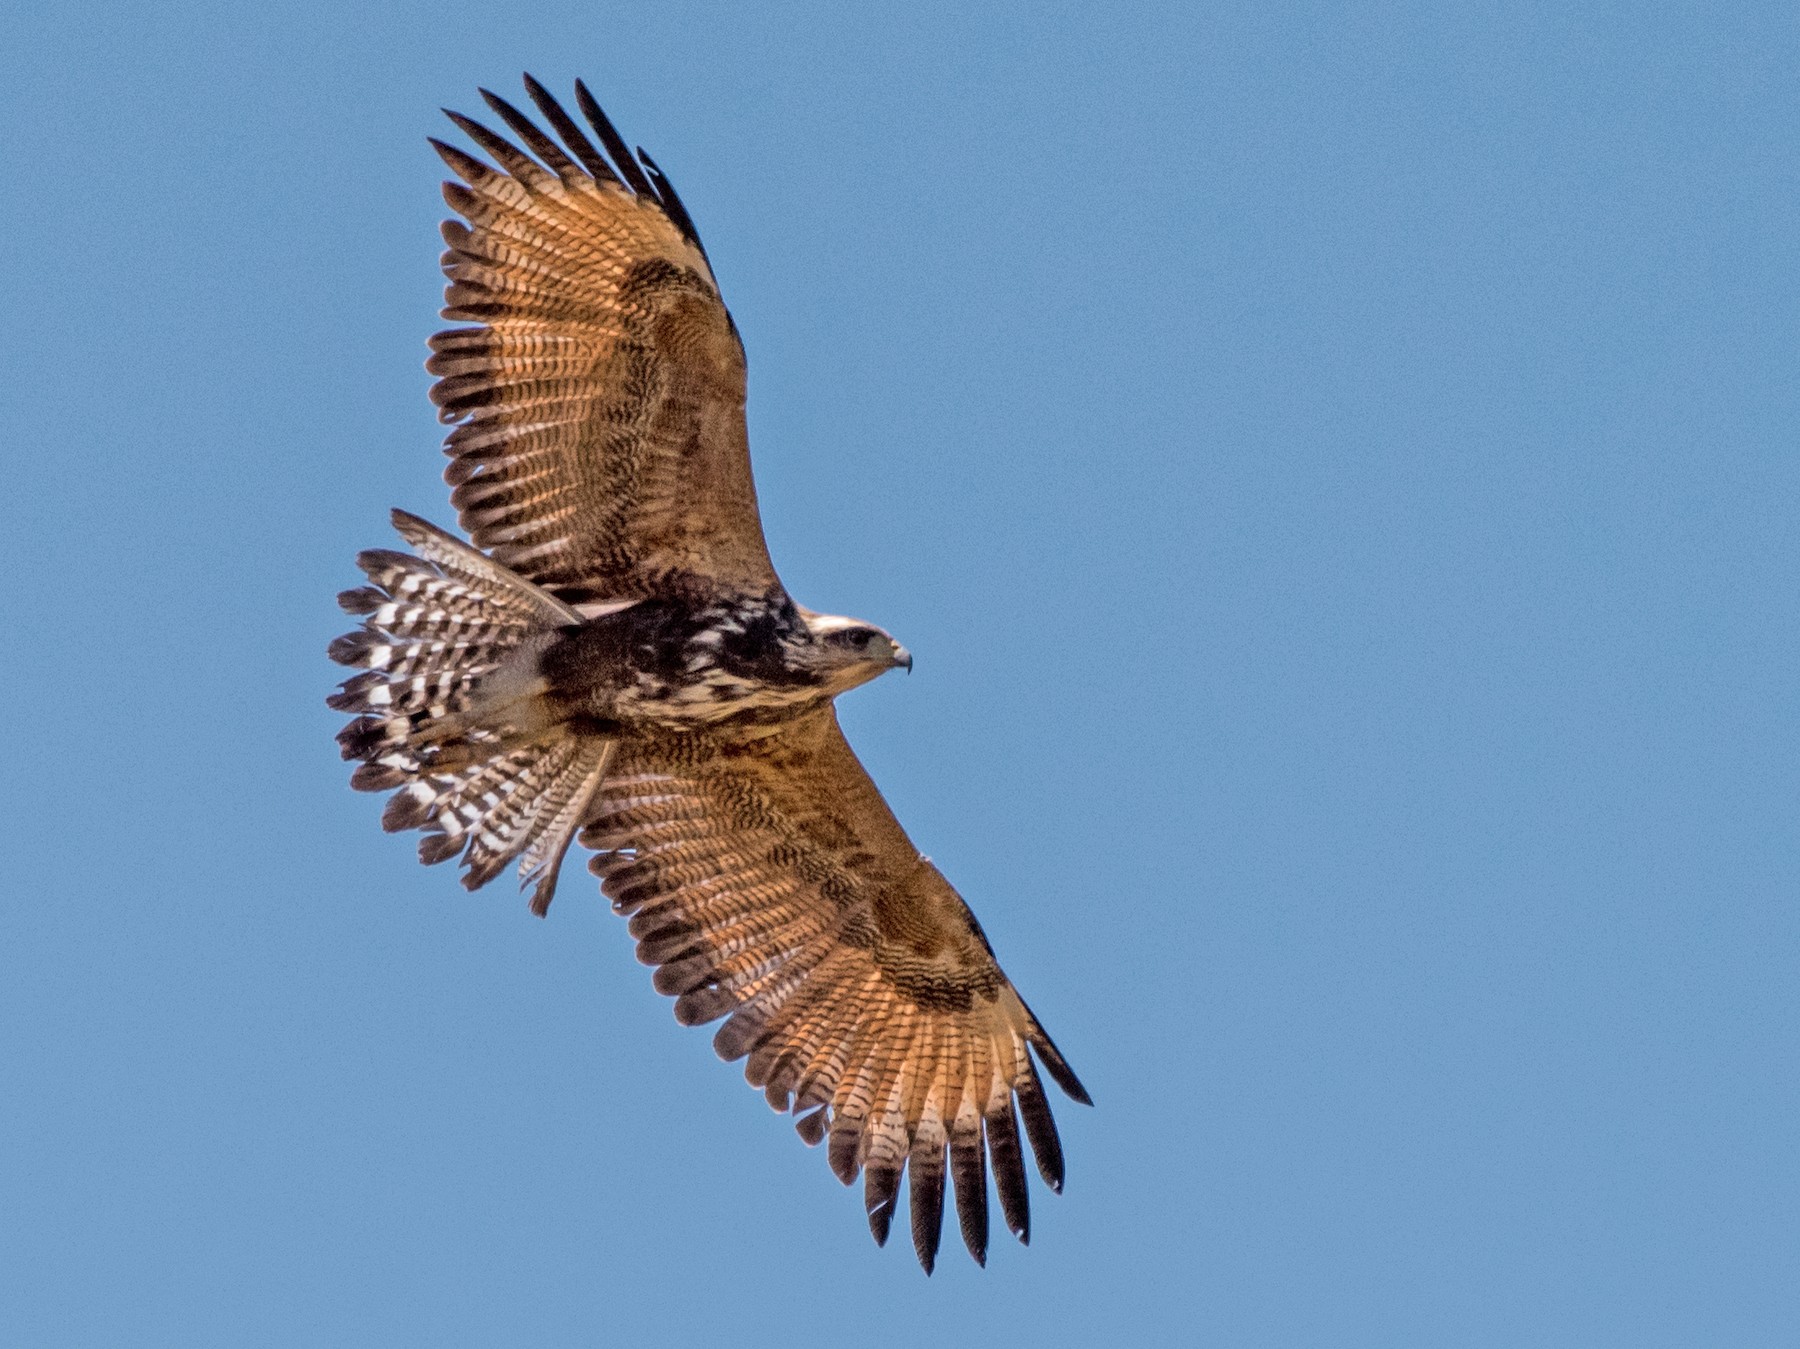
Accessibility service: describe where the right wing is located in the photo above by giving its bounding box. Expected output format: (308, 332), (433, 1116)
(580, 705), (1089, 1272)
(427, 77), (780, 604)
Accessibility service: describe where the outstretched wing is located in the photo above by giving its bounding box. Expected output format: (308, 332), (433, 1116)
(427, 77), (778, 604)
(580, 706), (1089, 1272)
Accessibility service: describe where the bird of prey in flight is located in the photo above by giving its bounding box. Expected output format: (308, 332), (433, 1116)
(328, 76), (1088, 1272)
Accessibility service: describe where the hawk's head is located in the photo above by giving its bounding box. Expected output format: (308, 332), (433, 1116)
(795, 610), (913, 693)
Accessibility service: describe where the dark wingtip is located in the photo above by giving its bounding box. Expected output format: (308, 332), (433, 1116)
(828, 1129), (860, 1186)
(910, 1166), (945, 1274)
(573, 79), (656, 198)
(1052, 1064), (1094, 1108)
(951, 1133), (989, 1266)
(1016, 1068), (1066, 1194)
(794, 1107), (829, 1147)
(865, 1165), (900, 1247)
(635, 145), (710, 262)
(521, 74), (619, 185)
(474, 85), (580, 180)
(1020, 995), (1092, 1105)
(986, 1100), (1031, 1245)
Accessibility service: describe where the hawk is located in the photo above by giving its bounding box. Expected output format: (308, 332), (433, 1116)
(328, 76), (1089, 1272)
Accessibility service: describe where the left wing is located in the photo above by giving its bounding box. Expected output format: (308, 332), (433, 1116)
(426, 77), (780, 603)
(580, 706), (1089, 1271)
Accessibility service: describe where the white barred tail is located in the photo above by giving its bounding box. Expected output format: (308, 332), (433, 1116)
(329, 510), (612, 913)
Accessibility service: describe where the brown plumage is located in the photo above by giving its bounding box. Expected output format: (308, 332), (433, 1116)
(329, 76), (1088, 1272)
(429, 77), (774, 602)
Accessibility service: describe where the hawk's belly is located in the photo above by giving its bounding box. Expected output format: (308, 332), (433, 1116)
(607, 665), (826, 731)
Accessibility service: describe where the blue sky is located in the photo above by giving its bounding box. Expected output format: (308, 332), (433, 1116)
(4, 2), (1796, 1344)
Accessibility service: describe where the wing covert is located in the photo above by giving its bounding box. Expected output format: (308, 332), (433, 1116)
(578, 706), (1089, 1271)
(427, 77), (779, 603)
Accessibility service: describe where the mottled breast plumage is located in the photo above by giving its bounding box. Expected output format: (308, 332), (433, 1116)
(542, 593), (823, 731)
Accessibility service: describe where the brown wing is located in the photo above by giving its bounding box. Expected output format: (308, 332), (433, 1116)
(425, 78), (778, 603)
(579, 706), (1089, 1271)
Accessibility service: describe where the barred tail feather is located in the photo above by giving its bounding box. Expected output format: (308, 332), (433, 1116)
(516, 739), (614, 914)
(386, 737), (612, 913)
(329, 510), (616, 911)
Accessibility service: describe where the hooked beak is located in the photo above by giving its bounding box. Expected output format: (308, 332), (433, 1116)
(895, 645), (913, 674)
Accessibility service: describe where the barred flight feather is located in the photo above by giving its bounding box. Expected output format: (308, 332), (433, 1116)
(420, 77), (775, 603)
(571, 702), (1089, 1271)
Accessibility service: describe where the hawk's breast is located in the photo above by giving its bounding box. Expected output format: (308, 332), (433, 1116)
(541, 594), (823, 731)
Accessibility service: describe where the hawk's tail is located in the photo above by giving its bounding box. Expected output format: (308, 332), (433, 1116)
(328, 510), (611, 914)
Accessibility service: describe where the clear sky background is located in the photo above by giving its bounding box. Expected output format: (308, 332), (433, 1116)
(3, 2), (1796, 1344)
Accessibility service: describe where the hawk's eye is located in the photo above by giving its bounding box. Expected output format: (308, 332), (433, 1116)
(830, 628), (879, 651)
